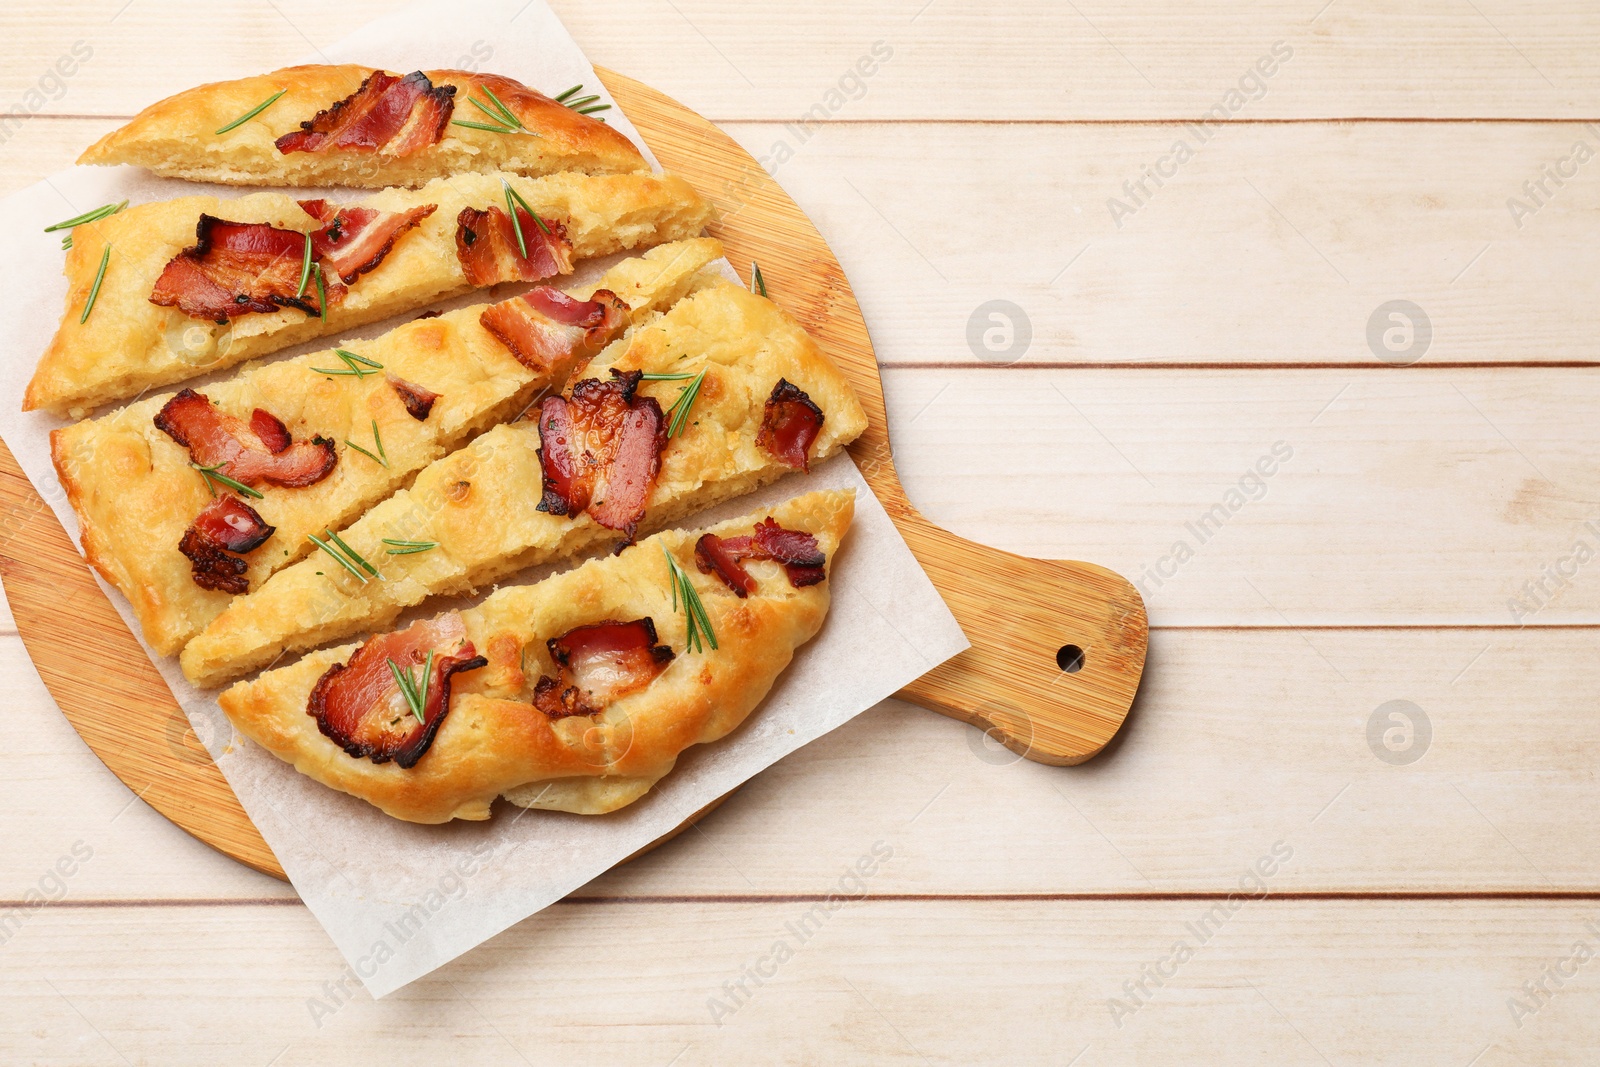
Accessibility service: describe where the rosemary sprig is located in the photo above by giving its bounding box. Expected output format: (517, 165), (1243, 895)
(502, 180), (529, 260)
(311, 349), (383, 377)
(344, 419), (388, 467)
(663, 545), (718, 654)
(215, 88), (287, 135)
(307, 533), (367, 583)
(663, 370), (706, 438)
(387, 650), (434, 723)
(451, 86), (543, 136)
(750, 261), (767, 297)
(193, 462), (264, 500)
(552, 84), (610, 120)
(295, 233), (313, 298)
(382, 538), (439, 555)
(307, 528), (382, 583)
(502, 179), (552, 238)
(79, 244), (110, 324)
(315, 263), (327, 322)
(46, 199), (128, 249)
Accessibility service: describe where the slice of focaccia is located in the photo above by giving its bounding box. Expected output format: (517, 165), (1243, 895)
(79, 66), (646, 188)
(51, 242), (718, 658)
(180, 277), (869, 687)
(218, 489), (855, 823)
(26, 170), (710, 416)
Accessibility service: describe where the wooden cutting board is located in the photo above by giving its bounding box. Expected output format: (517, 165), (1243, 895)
(0, 68), (1147, 881)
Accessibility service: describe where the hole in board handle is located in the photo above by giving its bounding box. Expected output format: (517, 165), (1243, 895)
(1056, 644), (1085, 674)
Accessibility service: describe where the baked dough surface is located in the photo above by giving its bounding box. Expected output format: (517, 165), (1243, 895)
(181, 276), (868, 687)
(79, 66), (648, 187)
(26, 170), (710, 416)
(52, 244), (717, 659)
(218, 489), (855, 822)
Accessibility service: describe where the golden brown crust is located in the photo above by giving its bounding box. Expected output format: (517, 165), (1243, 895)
(180, 275), (868, 688)
(218, 490), (855, 823)
(25, 171), (711, 417)
(78, 66), (646, 188)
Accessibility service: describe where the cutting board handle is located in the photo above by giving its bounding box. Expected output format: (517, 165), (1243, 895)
(881, 494), (1148, 765)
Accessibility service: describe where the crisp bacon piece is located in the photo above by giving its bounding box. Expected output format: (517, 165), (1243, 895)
(178, 494), (275, 594)
(536, 370), (666, 541)
(150, 215), (344, 322)
(454, 206), (574, 287)
(386, 373), (439, 421)
(298, 199), (437, 284)
(532, 618), (674, 720)
(155, 388), (337, 488)
(249, 409), (292, 453)
(480, 287), (630, 375)
(308, 613), (487, 767)
(756, 379), (825, 472)
(694, 518), (828, 595)
(276, 70), (455, 156)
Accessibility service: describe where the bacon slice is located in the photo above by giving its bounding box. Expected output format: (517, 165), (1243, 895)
(536, 370), (666, 541)
(480, 287), (630, 376)
(386, 373), (440, 421)
(532, 618), (674, 720)
(756, 379), (825, 472)
(308, 613), (487, 768)
(178, 494), (275, 594)
(694, 518), (828, 595)
(454, 206), (574, 287)
(298, 199), (437, 285)
(275, 70), (455, 157)
(150, 215), (344, 322)
(155, 388), (337, 489)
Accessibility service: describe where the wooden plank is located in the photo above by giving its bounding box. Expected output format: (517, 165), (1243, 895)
(2, 900), (1595, 1063)
(717, 119), (1600, 367)
(883, 367), (1600, 625)
(10, 626), (1600, 899)
(4, 1), (1600, 120)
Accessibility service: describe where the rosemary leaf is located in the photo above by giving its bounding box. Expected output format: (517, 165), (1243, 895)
(215, 88), (287, 135)
(192, 462), (264, 500)
(79, 244), (110, 325)
(552, 84), (582, 103)
(325, 528), (380, 578)
(315, 263), (327, 323)
(372, 419), (387, 465)
(451, 118), (516, 133)
(308, 533), (369, 584)
(343, 438), (386, 468)
(564, 94), (600, 110)
(44, 199), (128, 233)
(387, 657), (426, 722)
(664, 370), (706, 438)
(480, 84), (523, 129)
(502, 181), (552, 235)
(502, 181), (529, 260)
(575, 104), (612, 116)
(639, 372), (697, 381)
(295, 233), (313, 298)
(339, 349), (383, 368)
(382, 538), (439, 555)
(750, 261), (767, 297)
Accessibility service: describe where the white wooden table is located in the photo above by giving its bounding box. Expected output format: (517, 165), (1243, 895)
(5, 2), (1599, 1062)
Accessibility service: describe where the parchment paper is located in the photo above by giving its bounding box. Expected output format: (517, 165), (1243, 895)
(0, 0), (968, 997)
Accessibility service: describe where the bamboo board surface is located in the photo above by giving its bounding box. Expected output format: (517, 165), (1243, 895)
(0, 67), (1145, 881)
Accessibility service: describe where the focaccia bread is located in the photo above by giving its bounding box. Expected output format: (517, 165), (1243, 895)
(51, 242), (717, 657)
(26, 170), (710, 416)
(180, 277), (869, 687)
(79, 66), (646, 188)
(218, 489), (855, 822)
